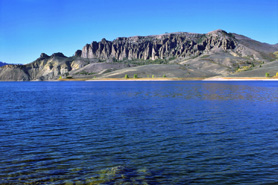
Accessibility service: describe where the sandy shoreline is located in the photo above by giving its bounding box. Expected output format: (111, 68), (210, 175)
(1, 77), (278, 82)
(202, 77), (278, 81)
(58, 77), (278, 82)
(86, 77), (205, 81)
(0, 77), (278, 82)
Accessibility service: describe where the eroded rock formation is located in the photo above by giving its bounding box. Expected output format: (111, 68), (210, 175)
(81, 30), (237, 60)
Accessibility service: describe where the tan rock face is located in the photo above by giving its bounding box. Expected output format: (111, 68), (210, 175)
(0, 55), (86, 81)
(81, 31), (237, 60)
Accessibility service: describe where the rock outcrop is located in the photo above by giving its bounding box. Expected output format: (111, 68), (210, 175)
(81, 30), (237, 60)
(0, 53), (88, 81)
(75, 50), (82, 57)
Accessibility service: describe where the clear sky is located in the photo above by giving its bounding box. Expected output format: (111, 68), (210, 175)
(0, 0), (278, 64)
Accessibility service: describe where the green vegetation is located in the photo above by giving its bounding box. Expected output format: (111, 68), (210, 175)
(58, 76), (62, 79)
(227, 32), (236, 38)
(265, 72), (270, 77)
(274, 51), (278, 58)
(124, 74), (129, 79)
(79, 166), (154, 184)
(200, 55), (210, 59)
(152, 75), (155, 78)
(76, 71), (95, 75)
(113, 57), (173, 65)
(134, 74), (138, 78)
(236, 65), (253, 73)
(168, 56), (176, 61)
(147, 75), (149, 78)
(197, 35), (207, 44)
(163, 74), (166, 78)
(260, 52), (277, 62)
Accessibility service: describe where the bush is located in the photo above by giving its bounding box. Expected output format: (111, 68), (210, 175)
(163, 74), (166, 78)
(265, 72), (270, 77)
(125, 74), (129, 79)
(274, 51), (278, 58)
(152, 75), (155, 78)
(236, 65), (252, 73)
(133, 74), (138, 78)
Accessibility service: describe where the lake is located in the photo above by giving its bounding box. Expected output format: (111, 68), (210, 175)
(0, 81), (277, 184)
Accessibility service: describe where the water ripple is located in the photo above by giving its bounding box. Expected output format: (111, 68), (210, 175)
(0, 81), (278, 184)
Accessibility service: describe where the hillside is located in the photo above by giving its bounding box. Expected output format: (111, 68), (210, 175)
(0, 29), (277, 81)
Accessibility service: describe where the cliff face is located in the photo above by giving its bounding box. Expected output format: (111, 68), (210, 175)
(81, 30), (237, 60)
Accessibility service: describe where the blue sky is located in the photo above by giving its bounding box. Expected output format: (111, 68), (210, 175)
(0, 0), (278, 64)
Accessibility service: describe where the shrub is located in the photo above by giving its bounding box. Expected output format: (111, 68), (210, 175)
(133, 74), (138, 78)
(274, 51), (278, 58)
(236, 65), (252, 73)
(163, 74), (166, 78)
(125, 74), (129, 79)
(152, 75), (155, 78)
(265, 72), (270, 77)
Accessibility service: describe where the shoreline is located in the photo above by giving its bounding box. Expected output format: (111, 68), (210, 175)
(86, 77), (205, 81)
(66, 77), (278, 81)
(202, 77), (278, 81)
(1, 77), (278, 82)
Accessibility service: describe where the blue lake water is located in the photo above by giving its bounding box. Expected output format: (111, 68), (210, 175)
(0, 81), (278, 184)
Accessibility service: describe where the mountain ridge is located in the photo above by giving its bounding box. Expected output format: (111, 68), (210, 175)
(0, 61), (8, 67)
(1, 29), (278, 81)
(80, 29), (237, 60)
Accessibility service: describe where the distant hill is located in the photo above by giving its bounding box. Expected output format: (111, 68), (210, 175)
(0, 61), (8, 67)
(0, 29), (278, 81)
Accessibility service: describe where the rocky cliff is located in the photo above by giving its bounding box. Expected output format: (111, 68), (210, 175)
(0, 53), (86, 81)
(81, 30), (237, 61)
(1, 29), (277, 81)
